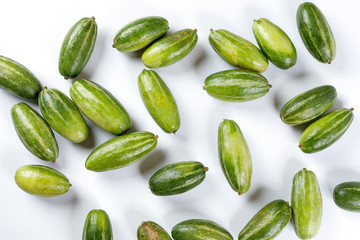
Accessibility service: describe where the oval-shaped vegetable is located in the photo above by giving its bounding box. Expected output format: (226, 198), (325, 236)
(238, 199), (292, 240)
(113, 16), (169, 52)
(253, 18), (297, 69)
(11, 102), (58, 162)
(208, 29), (268, 72)
(333, 181), (360, 212)
(203, 69), (271, 102)
(59, 17), (97, 79)
(70, 79), (131, 135)
(297, 2), (336, 63)
(299, 108), (354, 153)
(83, 209), (113, 240)
(142, 28), (198, 68)
(15, 165), (71, 197)
(291, 168), (322, 239)
(0, 55), (42, 100)
(171, 219), (233, 240)
(149, 161), (208, 196)
(218, 119), (252, 195)
(280, 85), (337, 125)
(86, 131), (158, 172)
(138, 69), (180, 133)
(137, 221), (172, 240)
(38, 87), (89, 143)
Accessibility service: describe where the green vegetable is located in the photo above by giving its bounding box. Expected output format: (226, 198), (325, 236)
(238, 200), (292, 240)
(70, 79), (131, 135)
(15, 165), (71, 197)
(82, 209), (113, 240)
(59, 17), (97, 79)
(253, 18), (297, 69)
(280, 85), (337, 125)
(85, 131), (158, 172)
(203, 69), (271, 102)
(297, 2), (336, 63)
(333, 181), (360, 212)
(172, 219), (233, 240)
(138, 69), (180, 133)
(291, 168), (322, 239)
(218, 119), (252, 195)
(208, 29), (268, 72)
(38, 87), (89, 143)
(149, 161), (208, 196)
(11, 102), (58, 162)
(299, 108), (354, 153)
(142, 28), (198, 68)
(0, 55), (42, 100)
(113, 16), (168, 52)
(137, 221), (172, 240)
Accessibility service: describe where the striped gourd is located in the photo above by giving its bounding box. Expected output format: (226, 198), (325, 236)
(113, 16), (169, 52)
(172, 219), (233, 240)
(333, 181), (360, 212)
(280, 85), (337, 125)
(0, 55), (42, 100)
(138, 69), (180, 133)
(11, 102), (58, 162)
(208, 29), (268, 72)
(85, 132), (158, 172)
(137, 221), (172, 240)
(238, 200), (292, 240)
(70, 79), (132, 135)
(291, 169), (322, 239)
(59, 17), (97, 79)
(142, 28), (198, 68)
(38, 87), (89, 143)
(299, 108), (354, 153)
(253, 18), (297, 69)
(203, 69), (271, 102)
(297, 2), (336, 63)
(149, 161), (208, 196)
(218, 119), (252, 195)
(82, 209), (113, 240)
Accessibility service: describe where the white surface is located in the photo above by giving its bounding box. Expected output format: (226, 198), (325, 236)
(1, 0), (360, 239)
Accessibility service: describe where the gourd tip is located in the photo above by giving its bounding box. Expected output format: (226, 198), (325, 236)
(173, 130), (177, 134)
(69, 183), (72, 187)
(44, 86), (48, 90)
(51, 159), (56, 163)
(64, 76), (69, 80)
(238, 192), (243, 196)
(210, 28), (213, 32)
(350, 108), (354, 111)
(298, 144), (302, 149)
(269, 84), (272, 88)
(204, 167), (209, 172)
(91, 16), (96, 21)
(112, 44), (115, 48)
(193, 29), (197, 33)
(302, 168), (307, 171)
(202, 86), (206, 90)
(154, 135), (159, 140)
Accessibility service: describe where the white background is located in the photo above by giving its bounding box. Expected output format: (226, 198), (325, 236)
(1, 0), (359, 239)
